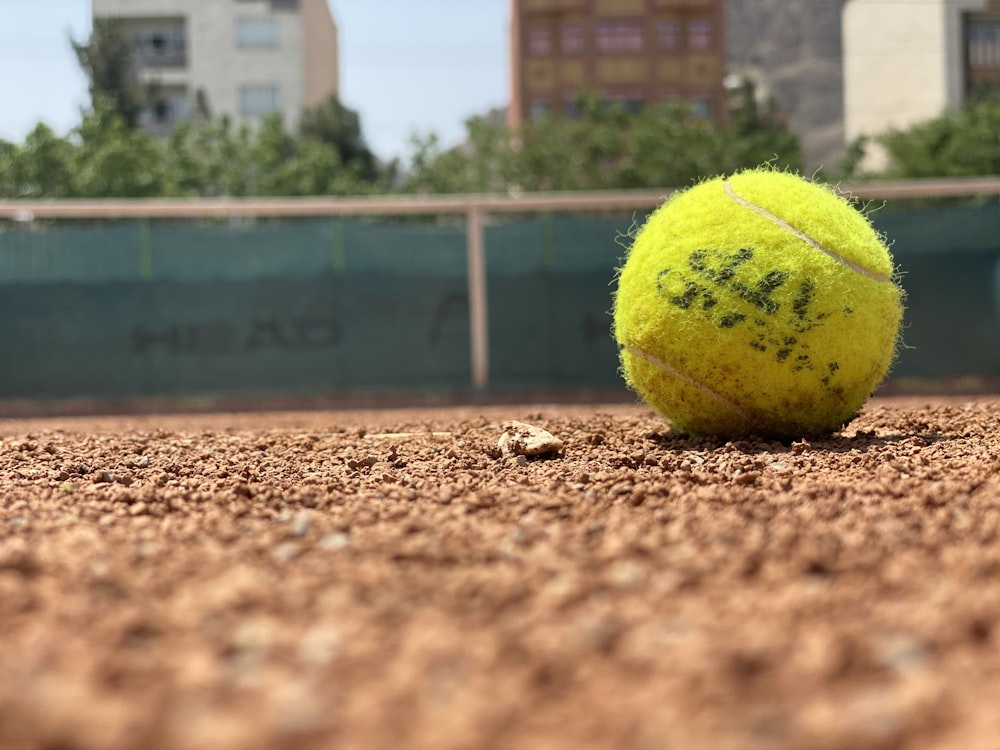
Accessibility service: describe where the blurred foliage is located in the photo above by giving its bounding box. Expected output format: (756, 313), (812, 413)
(2, 123), (77, 198)
(874, 94), (1000, 179)
(400, 87), (802, 194)
(0, 98), (388, 199)
(71, 18), (144, 130)
(74, 98), (164, 197)
(300, 93), (383, 183)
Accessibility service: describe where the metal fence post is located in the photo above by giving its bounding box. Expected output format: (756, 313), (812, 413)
(466, 205), (489, 390)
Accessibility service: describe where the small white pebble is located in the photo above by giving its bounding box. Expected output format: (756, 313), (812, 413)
(497, 421), (564, 458)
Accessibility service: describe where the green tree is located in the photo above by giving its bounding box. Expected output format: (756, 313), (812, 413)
(0, 102), (163, 200)
(516, 93), (634, 191)
(614, 101), (730, 189)
(832, 135), (869, 182)
(178, 117), (256, 197)
(3, 124), (77, 198)
(403, 116), (522, 194)
(72, 97), (165, 197)
(72, 18), (144, 129)
(1, 108), (388, 200)
(158, 113), (384, 197)
(0, 139), (18, 197)
(721, 78), (802, 175)
(257, 113), (388, 195)
(299, 94), (379, 182)
(878, 94), (1000, 178)
(401, 88), (802, 194)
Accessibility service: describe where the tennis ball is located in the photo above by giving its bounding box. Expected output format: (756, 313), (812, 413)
(613, 168), (903, 439)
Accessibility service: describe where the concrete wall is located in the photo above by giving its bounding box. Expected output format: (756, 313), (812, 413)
(302, 0), (339, 109)
(843, 0), (986, 171)
(725, 0), (848, 172)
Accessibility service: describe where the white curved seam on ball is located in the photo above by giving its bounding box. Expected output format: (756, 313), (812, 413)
(722, 181), (891, 283)
(624, 344), (751, 422)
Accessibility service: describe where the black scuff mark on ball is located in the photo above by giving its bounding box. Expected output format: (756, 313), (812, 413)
(792, 353), (813, 373)
(657, 269), (718, 312)
(720, 312), (746, 328)
(688, 247), (754, 286)
(655, 269), (674, 297)
(821, 362), (839, 386)
(672, 288), (697, 308)
(793, 279), (816, 320)
(731, 270), (789, 315)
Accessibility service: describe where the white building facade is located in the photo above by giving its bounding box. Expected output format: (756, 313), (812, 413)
(92, 0), (339, 133)
(843, 0), (1000, 171)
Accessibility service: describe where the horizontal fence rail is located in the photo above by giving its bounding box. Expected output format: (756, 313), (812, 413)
(2, 176), (1000, 220)
(2, 177), (999, 396)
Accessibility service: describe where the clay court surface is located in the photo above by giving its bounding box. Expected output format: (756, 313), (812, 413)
(1, 396), (999, 749)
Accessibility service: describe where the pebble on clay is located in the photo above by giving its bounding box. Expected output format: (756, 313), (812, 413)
(497, 420), (564, 459)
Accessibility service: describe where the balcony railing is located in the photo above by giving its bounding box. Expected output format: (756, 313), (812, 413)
(133, 28), (188, 69)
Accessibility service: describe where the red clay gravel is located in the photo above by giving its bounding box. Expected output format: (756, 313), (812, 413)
(1, 397), (999, 750)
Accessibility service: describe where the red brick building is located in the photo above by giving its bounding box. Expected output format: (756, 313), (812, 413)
(508, 0), (727, 127)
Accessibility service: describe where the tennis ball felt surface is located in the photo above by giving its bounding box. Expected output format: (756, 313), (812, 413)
(613, 168), (903, 438)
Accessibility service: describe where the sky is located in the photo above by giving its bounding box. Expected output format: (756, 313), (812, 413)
(0, 0), (510, 161)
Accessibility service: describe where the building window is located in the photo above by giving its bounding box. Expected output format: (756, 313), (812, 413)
(134, 27), (187, 66)
(529, 100), (551, 120)
(965, 14), (1000, 97)
(595, 21), (644, 54)
(561, 22), (585, 54)
(657, 20), (681, 52)
(237, 18), (279, 48)
(240, 85), (281, 117)
(968, 17), (1000, 68)
(153, 99), (175, 123)
(688, 20), (713, 52)
(139, 90), (189, 131)
(563, 99), (583, 119)
(528, 25), (552, 56)
(621, 99), (645, 115)
(606, 89), (646, 114)
(690, 95), (714, 118)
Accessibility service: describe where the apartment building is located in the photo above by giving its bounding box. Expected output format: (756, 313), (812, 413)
(92, 0), (339, 134)
(843, 0), (1000, 170)
(508, 0), (727, 127)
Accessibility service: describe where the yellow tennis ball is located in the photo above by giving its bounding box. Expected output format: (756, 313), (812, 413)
(613, 168), (903, 438)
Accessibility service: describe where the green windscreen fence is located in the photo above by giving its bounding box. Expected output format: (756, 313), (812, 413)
(486, 214), (627, 391)
(871, 204), (1000, 381)
(0, 218), (471, 400)
(1, 202), (998, 403)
